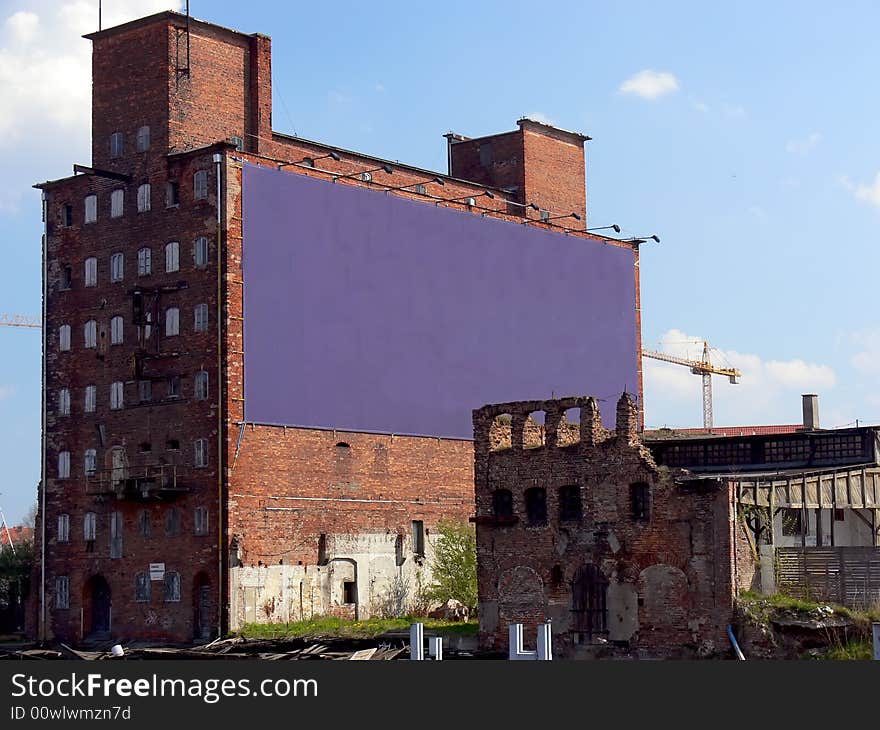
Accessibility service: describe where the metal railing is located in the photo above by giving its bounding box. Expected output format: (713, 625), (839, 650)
(83, 464), (188, 497)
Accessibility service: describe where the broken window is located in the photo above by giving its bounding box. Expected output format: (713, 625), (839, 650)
(165, 507), (181, 536)
(165, 241), (179, 272)
(84, 257), (97, 287)
(83, 448), (96, 476)
(194, 170), (208, 200)
(194, 303), (209, 333)
(58, 388), (70, 416)
(781, 508), (804, 536)
(834, 508), (846, 522)
(194, 236), (209, 268)
(110, 252), (124, 282)
(559, 485), (582, 522)
(394, 532), (404, 566)
(138, 380), (152, 403)
(84, 512), (96, 542)
(523, 411), (545, 449)
(62, 204), (73, 227)
(137, 247), (151, 276)
(318, 533), (328, 565)
(139, 441), (151, 453)
(138, 510), (151, 538)
(57, 451), (70, 479)
(164, 571), (181, 602)
(55, 576), (70, 609)
(525, 487), (547, 526)
(166, 181), (180, 207)
(630, 482), (650, 521)
(57, 513), (69, 543)
(60, 266), (72, 290)
(135, 572), (150, 602)
(110, 511), (123, 559)
(59, 324), (71, 352)
(194, 506), (209, 536)
(84, 385), (96, 413)
(137, 183), (151, 212)
(136, 126), (150, 152)
(342, 581), (357, 605)
(166, 438), (180, 451)
(84, 194), (97, 224)
(492, 489), (514, 519)
(110, 315), (123, 345)
(412, 520), (425, 557)
(110, 189), (124, 218)
(489, 413), (513, 451)
(84, 320), (97, 349)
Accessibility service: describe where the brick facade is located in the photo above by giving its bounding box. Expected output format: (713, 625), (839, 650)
(473, 394), (738, 658)
(33, 10), (641, 644)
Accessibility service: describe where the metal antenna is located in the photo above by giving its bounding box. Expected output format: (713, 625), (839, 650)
(98, 1), (102, 31)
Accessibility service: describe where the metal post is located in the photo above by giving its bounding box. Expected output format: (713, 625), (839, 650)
(873, 623), (880, 660)
(428, 636), (443, 661)
(409, 623), (424, 661)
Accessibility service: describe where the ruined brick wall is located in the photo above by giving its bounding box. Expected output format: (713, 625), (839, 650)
(473, 394), (735, 658)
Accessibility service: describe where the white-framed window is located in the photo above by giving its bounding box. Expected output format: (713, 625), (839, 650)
(110, 511), (123, 559)
(194, 438), (208, 468)
(84, 384), (96, 413)
(136, 125), (150, 152)
(58, 388), (70, 416)
(164, 571), (181, 602)
(165, 241), (179, 272)
(57, 451), (70, 479)
(135, 573), (151, 602)
(84, 257), (97, 287)
(110, 131), (124, 158)
(140, 311), (153, 341)
(84, 448), (96, 475)
(57, 513), (70, 543)
(167, 376), (180, 399)
(194, 370), (209, 401)
(165, 307), (179, 336)
(110, 315), (124, 345)
(194, 170), (208, 200)
(84, 512), (96, 541)
(194, 236), (209, 268)
(194, 303), (208, 332)
(84, 194), (97, 224)
(55, 576), (69, 609)
(110, 189), (124, 218)
(59, 324), (71, 352)
(110, 381), (124, 410)
(84, 320), (97, 348)
(110, 252), (124, 282)
(137, 247), (151, 276)
(138, 380), (152, 403)
(194, 506), (209, 535)
(137, 183), (151, 212)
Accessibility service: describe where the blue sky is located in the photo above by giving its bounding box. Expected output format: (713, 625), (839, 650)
(2, 0), (880, 522)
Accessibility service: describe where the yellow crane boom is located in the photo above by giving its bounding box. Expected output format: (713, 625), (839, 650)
(642, 340), (741, 429)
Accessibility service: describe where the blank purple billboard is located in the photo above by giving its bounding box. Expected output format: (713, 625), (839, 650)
(242, 164), (639, 439)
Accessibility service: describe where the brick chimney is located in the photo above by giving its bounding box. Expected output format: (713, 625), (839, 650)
(445, 118), (590, 227)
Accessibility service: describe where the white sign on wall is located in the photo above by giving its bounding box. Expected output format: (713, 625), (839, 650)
(149, 563), (165, 581)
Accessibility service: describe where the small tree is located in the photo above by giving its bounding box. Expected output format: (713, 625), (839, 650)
(425, 519), (477, 614)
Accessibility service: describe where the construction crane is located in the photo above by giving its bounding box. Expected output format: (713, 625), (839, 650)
(642, 340), (741, 429)
(0, 314), (41, 329)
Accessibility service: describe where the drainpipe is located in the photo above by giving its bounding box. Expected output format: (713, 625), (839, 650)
(214, 151), (224, 639)
(39, 190), (48, 642)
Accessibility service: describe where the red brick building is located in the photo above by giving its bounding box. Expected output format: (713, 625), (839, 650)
(33, 10), (640, 644)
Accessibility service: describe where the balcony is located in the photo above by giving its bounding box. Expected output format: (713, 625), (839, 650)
(83, 464), (190, 501)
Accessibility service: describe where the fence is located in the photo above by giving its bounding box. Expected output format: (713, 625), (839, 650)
(776, 547), (880, 609)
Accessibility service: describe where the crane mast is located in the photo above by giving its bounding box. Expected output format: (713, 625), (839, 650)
(642, 340), (741, 429)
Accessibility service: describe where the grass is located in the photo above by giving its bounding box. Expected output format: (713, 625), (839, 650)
(739, 590), (851, 616)
(237, 616), (478, 640)
(819, 640), (873, 661)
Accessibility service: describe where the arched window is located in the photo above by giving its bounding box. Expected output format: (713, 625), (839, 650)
(630, 482), (650, 521)
(164, 571), (181, 602)
(135, 572), (151, 602)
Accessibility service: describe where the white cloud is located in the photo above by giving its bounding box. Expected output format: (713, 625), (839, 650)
(785, 132), (821, 155)
(850, 173), (880, 208)
(523, 112), (555, 126)
(849, 329), (880, 374)
(618, 70), (679, 100)
(0, 385), (15, 401)
(643, 329), (836, 428)
(0, 1), (182, 209)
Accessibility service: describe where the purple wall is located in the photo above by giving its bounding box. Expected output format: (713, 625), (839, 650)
(242, 164), (639, 439)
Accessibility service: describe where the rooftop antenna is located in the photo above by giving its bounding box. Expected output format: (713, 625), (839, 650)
(98, 0), (101, 31)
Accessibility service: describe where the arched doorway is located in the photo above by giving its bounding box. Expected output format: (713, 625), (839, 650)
(193, 572), (212, 641)
(570, 564), (608, 643)
(83, 575), (111, 637)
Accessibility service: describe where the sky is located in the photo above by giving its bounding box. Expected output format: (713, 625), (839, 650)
(2, 0), (880, 522)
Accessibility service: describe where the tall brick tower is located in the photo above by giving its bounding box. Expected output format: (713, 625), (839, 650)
(33, 11), (638, 645)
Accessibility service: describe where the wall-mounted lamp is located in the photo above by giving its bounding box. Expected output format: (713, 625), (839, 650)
(542, 212), (582, 223)
(279, 151), (341, 169)
(385, 176), (445, 193)
(587, 224), (621, 234)
(333, 163), (394, 182)
(625, 234), (661, 245)
(440, 191), (495, 207)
